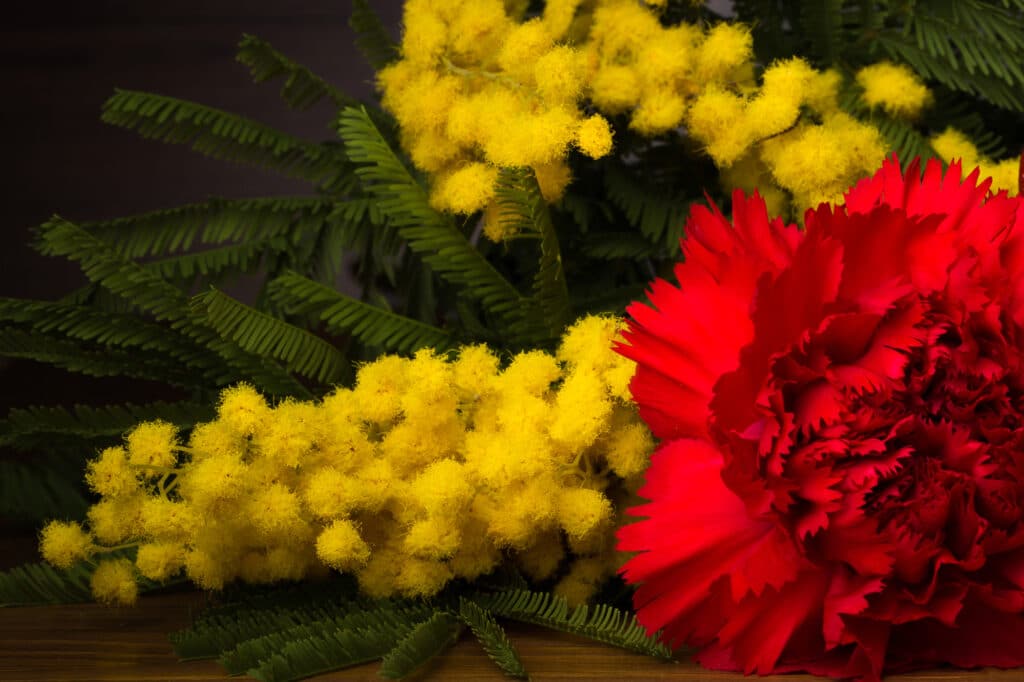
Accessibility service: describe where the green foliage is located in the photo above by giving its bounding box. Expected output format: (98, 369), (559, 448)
(495, 168), (572, 343)
(350, 0), (400, 70)
(0, 551), (172, 607)
(339, 106), (530, 339)
(189, 288), (349, 385)
(475, 589), (675, 661)
(236, 34), (354, 111)
(0, 561), (93, 607)
(269, 271), (454, 354)
(0, 460), (88, 522)
(458, 598), (528, 679)
(0, 401), (213, 451)
(102, 90), (352, 190)
(377, 612), (463, 679)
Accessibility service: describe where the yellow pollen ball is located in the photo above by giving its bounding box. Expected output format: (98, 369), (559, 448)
(91, 558), (138, 605)
(39, 520), (93, 569)
(856, 61), (932, 119)
(125, 420), (178, 469)
(575, 115), (614, 159)
(431, 162), (499, 214)
(315, 519), (370, 571)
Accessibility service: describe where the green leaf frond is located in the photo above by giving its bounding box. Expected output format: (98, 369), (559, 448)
(377, 612), (463, 680)
(143, 238), (289, 285)
(0, 561), (93, 607)
(221, 603), (434, 676)
(101, 90), (352, 189)
(473, 590), (675, 661)
(800, 0), (846, 65)
(873, 0), (1024, 110)
(338, 107), (525, 327)
(603, 165), (686, 254)
(34, 218), (309, 397)
(268, 271), (453, 354)
(0, 460), (89, 522)
(189, 288), (349, 385)
(495, 168), (572, 343)
(237, 34), (355, 111)
(0, 550), (169, 607)
(0, 328), (198, 387)
(580, 232), (658, 261)
(457, 598), (528, 680)
(349, 0), (400, 70)
(82, 196), (335, 260)
(0, 401), (214, 450)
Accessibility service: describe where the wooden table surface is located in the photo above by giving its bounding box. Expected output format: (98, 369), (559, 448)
(0, 592), (1022, 682)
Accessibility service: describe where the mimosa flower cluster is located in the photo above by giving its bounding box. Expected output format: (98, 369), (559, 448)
(40, 316), (653, 606)
(381, 1), (1019, 229)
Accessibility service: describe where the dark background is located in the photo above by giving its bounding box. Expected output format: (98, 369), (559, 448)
(1, 1), (402, 412)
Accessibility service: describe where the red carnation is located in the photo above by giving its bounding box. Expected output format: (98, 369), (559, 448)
(616, 157), (1024, 681)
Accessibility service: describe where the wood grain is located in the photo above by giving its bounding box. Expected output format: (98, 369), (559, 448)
(0, 592), (1022, 681)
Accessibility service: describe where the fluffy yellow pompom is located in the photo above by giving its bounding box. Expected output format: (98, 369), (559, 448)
(217, 383), (270, 437)
(316, 519), (371, 571)
(575, 115), (614, 159)
(125, 420), (178, 469)
(249, 483), (306, 540)
(535, 45), (585, 103)
(91, 558), (138, 605)
(694, 23), (753, 82)
(604, 422), (655, 478)
(408, 459), (474, 516)
(931, 127), (980, 164)
(134, 543), (185, 582)
(452, 344), (500, 399)
(85, 446), (138, 498)
(557, 487), (613, 541)
(88, 496), (143, 544)
(630, 89), (687, 135)
(856, 61), (932, 119)
(184, 548), (234, 590)
(591, 66), (642, 113)
(39, 520), (93, 569)
(686, 86), (751, 166)
(431, 162), (499, 214)
(404, 517), (462, 559)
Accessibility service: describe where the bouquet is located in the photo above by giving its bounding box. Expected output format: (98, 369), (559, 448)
(4, 1), (1024, 680)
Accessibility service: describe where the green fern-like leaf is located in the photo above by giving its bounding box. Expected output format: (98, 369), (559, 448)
(377, 611), (463, 680)
(0, 328), (199, 387)
(0, 460), (89, 522)
(0, 401), (214, 450)
(190, 288), (348, 385)
(458, 598), (528, 680)
(579, 232), (657, 260)
(603, 165), (686, 254)
(0, 561), (93, 607)
(237, 34), (354, 111)
(495, 168), (572, 342)
(268, 271), (454, 354)
(220, 603), (434, 675)
(101, 90), (352, 189)
(35, 218), (310, 397)
(475, 590), (675, 661)
(349, 0), (400, 70)
(800, 0), (846, 65)
(339, 107), (525, 327)
(0, 550), (171, 607)
(83, 196), (334, 260)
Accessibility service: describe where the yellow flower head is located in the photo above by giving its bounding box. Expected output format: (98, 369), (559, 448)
(85, 446), (138, 498)
(856, 61), (932, 119)
(557, 487), (613, 541)
(694, 23), (753, 82)
(431, 162), (498, 215)
(315, 519), (371, 571)
(134, 542), (185, 582)
(39, 520), (93, 569)
(217, 383), (270, 437)
(575, 115), (614, 159)
(125, 420), (178, 469)
(91, 558), (138, 605)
